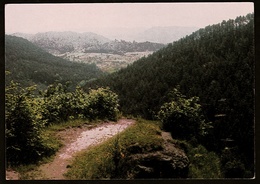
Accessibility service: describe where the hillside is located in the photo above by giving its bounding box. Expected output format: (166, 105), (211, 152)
(12, 31), (165, 72)
(85, 13), (254, 178)
(5, 35), (103, 89)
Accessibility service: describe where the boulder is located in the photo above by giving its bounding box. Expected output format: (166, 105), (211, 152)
(120, 132), (189, 179)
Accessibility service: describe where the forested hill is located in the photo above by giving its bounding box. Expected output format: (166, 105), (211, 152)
(85, 13), (254, 177)
(5, 35), (103, 89)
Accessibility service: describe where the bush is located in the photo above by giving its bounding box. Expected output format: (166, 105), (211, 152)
(41, 83), (74, 123)
(5, 82), (51, 165)
(41, 84), (120, 124)
(86, 88), (120, 121)
(157, 88), (211, 140)
(5, 81), (120, 165)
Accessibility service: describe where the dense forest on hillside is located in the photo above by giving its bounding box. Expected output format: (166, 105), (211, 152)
(5, 35), (104, 90)
(85, 13), (255, 177)
(84, 39), (165, 54)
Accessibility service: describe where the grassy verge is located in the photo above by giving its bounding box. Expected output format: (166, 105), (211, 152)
(11, 118), (222, 179)
(65, 118), (222, 179)
(65, 119), (163, 179)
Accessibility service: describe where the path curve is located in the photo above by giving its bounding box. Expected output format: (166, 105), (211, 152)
(36, 118), (135, 180)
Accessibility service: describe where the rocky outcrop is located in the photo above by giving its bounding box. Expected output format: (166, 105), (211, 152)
(120, 132), (189, 179)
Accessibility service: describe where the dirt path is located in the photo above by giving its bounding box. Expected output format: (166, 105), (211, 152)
(33, 118), (135, 180)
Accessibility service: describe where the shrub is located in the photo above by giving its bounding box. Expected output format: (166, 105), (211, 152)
(157, 88), (211, 140)
(5, 82), (50, 165)
(86, 88), (120, 121)
(41, 84), (120, 124)
(41, 83), (74, 123)
(5, 81), (120, 165)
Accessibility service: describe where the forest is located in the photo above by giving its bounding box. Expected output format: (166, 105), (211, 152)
(5, 13), (254, 179)
(85, 13), (255, 178)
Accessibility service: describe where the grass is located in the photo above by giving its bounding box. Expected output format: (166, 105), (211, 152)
(65, 118), (163, 179)
(10, 118), (223, 179)
(65, 119), (222, 179)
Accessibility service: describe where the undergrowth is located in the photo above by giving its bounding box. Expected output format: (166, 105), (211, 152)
(174, 140), (223, 178)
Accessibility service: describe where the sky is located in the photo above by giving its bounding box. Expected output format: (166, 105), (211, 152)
(5, 2), (254, 35)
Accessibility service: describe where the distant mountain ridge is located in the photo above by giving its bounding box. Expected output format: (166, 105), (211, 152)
(12, 31), (165, 55)
(86, 26), (199, 44)
(13, 31), (111, 55)
(134, 26), (199, 44)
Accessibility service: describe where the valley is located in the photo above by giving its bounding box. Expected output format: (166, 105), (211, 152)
(12, 31), (165, 72)
(56, 51), (153, 73)
(5, 13), (255, 180)
(12, 27), (200, 72)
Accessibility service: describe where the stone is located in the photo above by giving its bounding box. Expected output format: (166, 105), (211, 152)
(120, 132), (189, 179)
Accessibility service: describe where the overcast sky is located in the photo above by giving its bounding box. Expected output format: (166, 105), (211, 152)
(5, 3), (254, 34)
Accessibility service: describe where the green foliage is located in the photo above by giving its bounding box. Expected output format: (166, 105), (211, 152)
(5, 13), (254, 178)
(41, 83), (74, 123)
(87, 13), (254, 176)
(41, 84), (119, 124)
(118, 119), (163, 155)
(158, 88), (211, 140)
(65, 119), (163, 179)
(5, 82), (51, 165)
(175, 140), (222, 178)
(187, 145), (222, 178)
(86, 88), (120, 121)
(65, 119), (221, 179)
(220, 147), (250, 178)
(6, 80), (120, 165)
